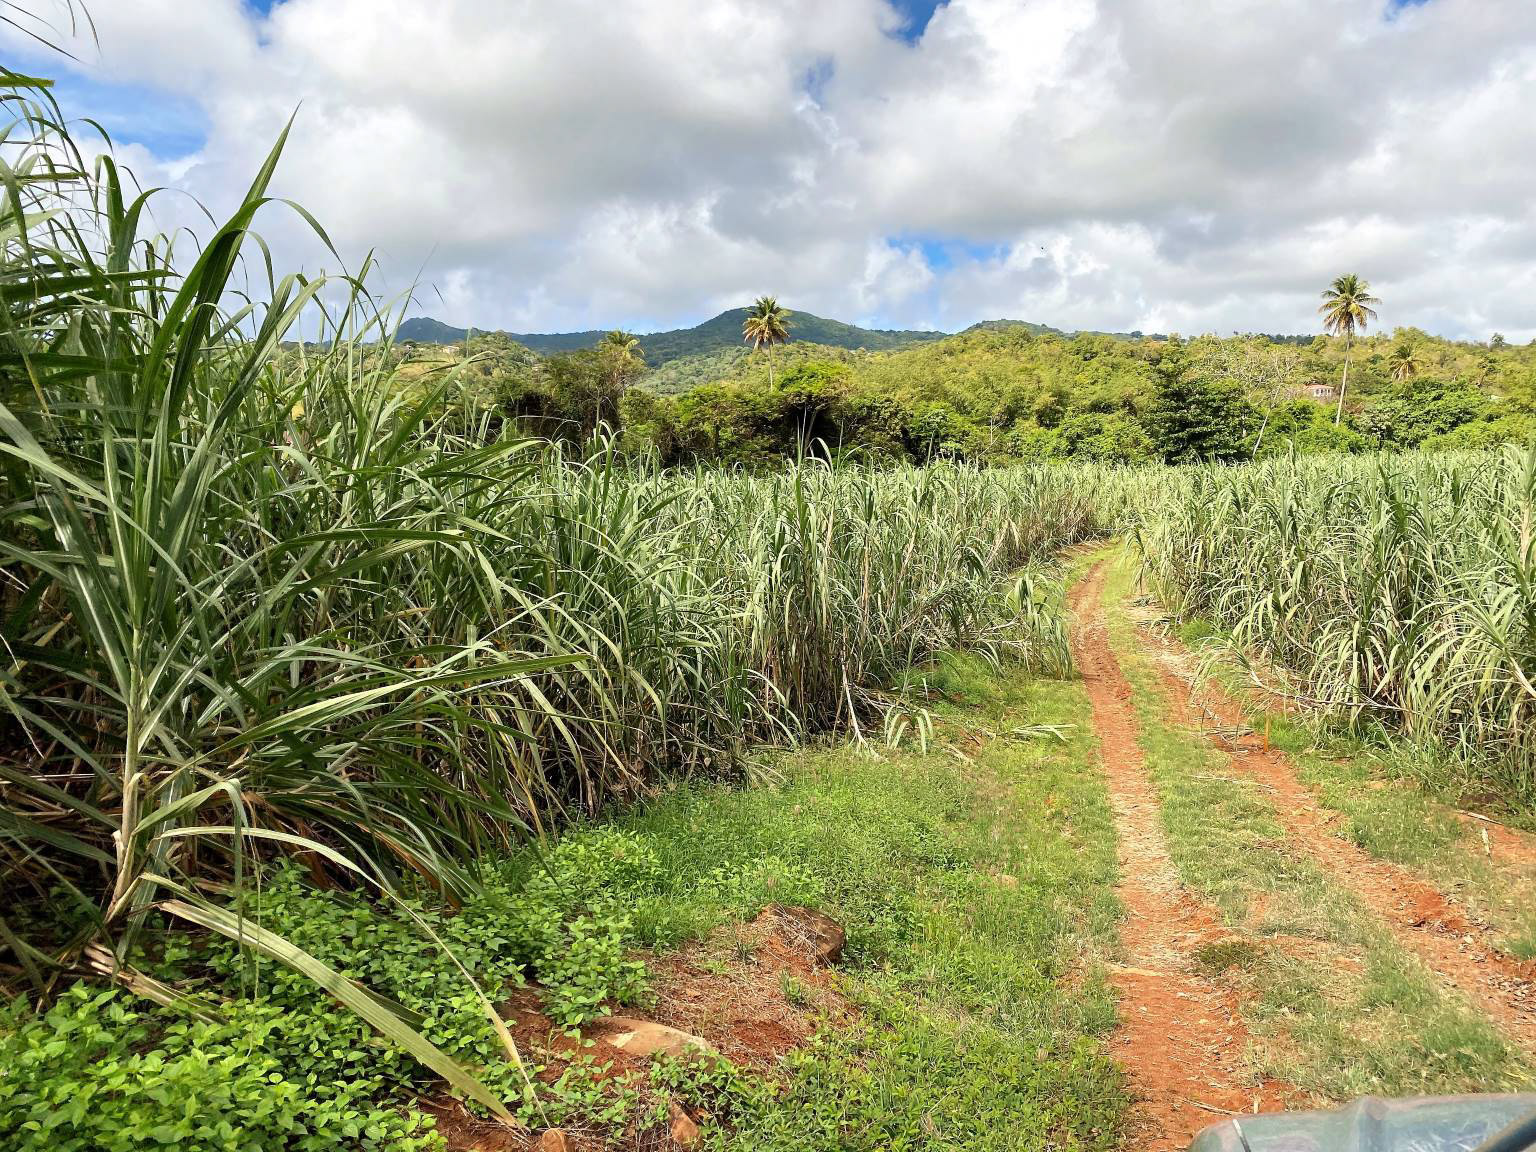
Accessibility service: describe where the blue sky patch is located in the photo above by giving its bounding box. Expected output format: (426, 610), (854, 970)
(47, 74), (207, 157)
(902, 234), (1000, 272)
(887, 0), (947, 44)
(803, 55), (835, 105)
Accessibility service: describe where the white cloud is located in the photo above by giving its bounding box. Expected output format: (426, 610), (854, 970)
(8, 0), (1536, 339)
(856, 239), (934, 318)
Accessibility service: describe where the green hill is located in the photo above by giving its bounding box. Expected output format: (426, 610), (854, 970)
(393, 316), (471, 345)
(393, 310), (1536, 467)
(397, 308), (945, 367)
(962, 319), (1068, 338)
(963, 319), (1184, 341)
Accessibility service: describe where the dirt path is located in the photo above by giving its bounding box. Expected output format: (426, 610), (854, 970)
(1133, 607), (1536, 1055)
(1068, 561), (1291, 1150)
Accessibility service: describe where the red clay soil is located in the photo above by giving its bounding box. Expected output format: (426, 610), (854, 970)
(1135, 615), (1536, 1055)
(1068, 562), (1293, 1151)
(641, 907), (848, 1071)
(427, 906), (849, 1152)
(1454, 810), (1536, 874)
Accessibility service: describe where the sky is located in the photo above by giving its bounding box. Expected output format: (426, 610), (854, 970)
(5, 0), (1535, 340)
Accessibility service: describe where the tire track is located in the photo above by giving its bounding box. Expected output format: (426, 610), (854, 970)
(1134, 614), (1536, 1056)
(1068, 561), (1290, 1150)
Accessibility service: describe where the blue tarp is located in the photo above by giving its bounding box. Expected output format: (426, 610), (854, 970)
(1190, 1095), (1536, 1152)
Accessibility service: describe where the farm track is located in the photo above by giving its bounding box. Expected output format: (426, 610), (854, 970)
(1067, 561), (1291, 1150)
(1134, 619), (1536, 1056)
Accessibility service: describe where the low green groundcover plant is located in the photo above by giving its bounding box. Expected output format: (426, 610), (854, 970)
(0, 823), (831, 1149)
(0, 831), (676, 1149)
(0, 986), (438, 1152)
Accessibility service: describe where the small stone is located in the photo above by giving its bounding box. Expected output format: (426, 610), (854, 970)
(757, 904), (846, 966)
(669, 1100), (700, 1148)
(586, 1016), (715, 1060)
(535, 1131), (569, 1152)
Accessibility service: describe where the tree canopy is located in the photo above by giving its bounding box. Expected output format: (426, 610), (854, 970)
(396, 317), (1536, 467)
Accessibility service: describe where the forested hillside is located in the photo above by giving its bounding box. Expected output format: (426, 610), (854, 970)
(408, 318), (1536, 465)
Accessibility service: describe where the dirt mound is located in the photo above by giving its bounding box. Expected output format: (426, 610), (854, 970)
(753, 903), (846, 967)
(644, 906), (850, 1071)
(429, 908), (851, 1150)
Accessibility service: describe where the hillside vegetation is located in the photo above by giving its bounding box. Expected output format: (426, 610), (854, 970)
(625, 324), (1536, 465)
(400, 318), (1536, 466)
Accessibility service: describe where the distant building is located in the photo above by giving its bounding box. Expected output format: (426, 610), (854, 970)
(1302, 382), (1336, 402)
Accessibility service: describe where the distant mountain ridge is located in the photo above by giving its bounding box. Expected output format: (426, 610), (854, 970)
(397, 308), (947, 367)
(395, 312), (1316, 363)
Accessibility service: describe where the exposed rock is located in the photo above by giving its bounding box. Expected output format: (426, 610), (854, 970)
(585, 1016), (715, 1060)
(755, 903), (845, 966)
(534, 1130), (569, 1152)
(668, 1100), (700, 1148)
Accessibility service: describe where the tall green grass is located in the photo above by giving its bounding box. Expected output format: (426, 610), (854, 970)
(0, 59), (1099, 1057)
(1131, 449), (1536, 802)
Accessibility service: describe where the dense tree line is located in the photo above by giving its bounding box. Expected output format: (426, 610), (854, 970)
(407, 322), (1536, 466)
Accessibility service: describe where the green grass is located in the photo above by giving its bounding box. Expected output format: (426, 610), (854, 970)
(1099, 550), (1533, 1101)
(659, 669), (1127, 1149)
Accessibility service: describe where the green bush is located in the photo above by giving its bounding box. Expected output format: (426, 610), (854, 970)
(1359, 377), (1492, 447)
(0, 987), (438, 1152)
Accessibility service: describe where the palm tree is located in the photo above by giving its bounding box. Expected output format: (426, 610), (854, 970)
(1387, 341), (1420, 383)
(594, 329), (643, 430)
(742, 296), (792, 387)
(1318, 274), (1381, 425)
(601, 329), (643, 385)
